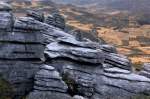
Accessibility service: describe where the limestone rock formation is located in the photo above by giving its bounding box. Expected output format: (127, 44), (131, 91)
(0, 2), (44, 98)
(140, 63), (150, 78)
(0, 2), (12, 11)
(44, 35), (150, 98)
(27, 10), (44, 22)
(46, 12), (66, 30)
(0, 2), (150, 99)
(27, 65), (71, 99)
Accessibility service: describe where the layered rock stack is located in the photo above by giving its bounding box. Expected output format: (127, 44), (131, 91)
(0, 2), (150, 99)
(46, 12), (66, 30)
(27, 65), (71, 99)
(27, 10), (44, 22)
(44, 35), (150, 99)
(0, 2), (44, 98)
(140, 63), (150, 78)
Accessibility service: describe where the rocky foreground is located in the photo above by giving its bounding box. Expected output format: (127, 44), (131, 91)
(0, 2), (150, 99)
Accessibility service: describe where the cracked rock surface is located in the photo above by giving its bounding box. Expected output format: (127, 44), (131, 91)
(0, 2), (149, 99)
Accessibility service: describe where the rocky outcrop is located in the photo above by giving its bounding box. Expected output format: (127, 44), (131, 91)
(0, 2), (44, 98)
(44, 36), (150, 98)
(27, 65), (71, 99)
(46, 12), (66, 30)
(0, 2), (12, 11)
(27, 10), (44, 22)
(140, 63), (150, 78)
(0, 2), (150, 99)
(104, 53), (132, 70)
(93, 65), (150, 99)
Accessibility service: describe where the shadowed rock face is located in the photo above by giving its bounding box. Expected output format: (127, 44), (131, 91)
(0, 2), (44, 98)
(45, 12), (66, 30)
(26, 10), (44, 22)
(140, 63), (150, 79)
(0, 2), (150, 99)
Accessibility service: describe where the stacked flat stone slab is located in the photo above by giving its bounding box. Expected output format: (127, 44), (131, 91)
(0, 2), (13, 31)
(27, 10), (44, 22)
(140, 63), (150, 78)
(27, 65), (71, 99)
(0, 2), (150, 99)
(94, 66), (150, 99)
(104, 53), (132, 70)
(44, 29), (150, 98)
(0, 2), (44, 98)
(46, 12), (66, 30)
(34, 65), (68, 92)
(63, 65), (96, 97)
(0, 2), (12, 11)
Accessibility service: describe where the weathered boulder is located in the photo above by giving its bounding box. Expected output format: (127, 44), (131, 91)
(0, 2), (150, 99)
(0, 2), (12, 11)
(46, 12), (66, 30)
(45, 42), (105, 64)
(139, 63), (150, 78)
(99, 44), (117, 53)
(73, 95), (87, 99)
(27, 92), (72, 99)
(104, 53), (132, 70)
(0, 2), (13, 32)
(92, 64), (150, 99)
(27, 65), (71, 99)
(44, 28), (150, 99)
(34, 65), (68, 92)
(58, 37), (117, 53)
(0, 4), (44, 98)
(27, 10), (44, 22)
(63, 65), (97, 97)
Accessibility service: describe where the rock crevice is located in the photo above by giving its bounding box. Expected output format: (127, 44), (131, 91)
(0, 2), (149, 99)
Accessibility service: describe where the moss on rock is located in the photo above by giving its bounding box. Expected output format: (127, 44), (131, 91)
(0, 77), (14, 99)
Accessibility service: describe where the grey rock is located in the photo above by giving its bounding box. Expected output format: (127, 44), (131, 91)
(27, 65), (70, 99)
(63, 64), (97, 97)
(14, 17), (44, 31)
(104, 53), (132, 70)
(99, 44), (117, 53)
(0, 5), (44, 98)
(0, 43), (44, 59)
(0, 12), (14, 31)
(73, 95), (87, 99)
(58, 37), (117, 53)
(94, 68), (150, 99)
(34, 65), (68, 93)
(58, 37), (100, 49)
(0, 3), (150, 99)
(140, 63), (150, 78)
(0, 2), (12, 11)
(27, 10), (44, 22)
(45, 42), (105, 64)
(46, 12), (66, 30)
(0, 60), (41, 97)
(27, 92), (72, 99)
(104, 67), (131, 74)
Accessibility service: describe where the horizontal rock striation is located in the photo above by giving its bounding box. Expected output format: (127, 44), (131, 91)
(26, 10), (44, 22)
(34, 65), (68, 92)
(0, 2), (44, 98)
(139, 63), (150, 78)
(94, 67), (150, 98)
(46, 12), (66, 30)
(27, 65), (71, 99)
(44, 25), (150, 98)
(0, 2), (150, 99)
